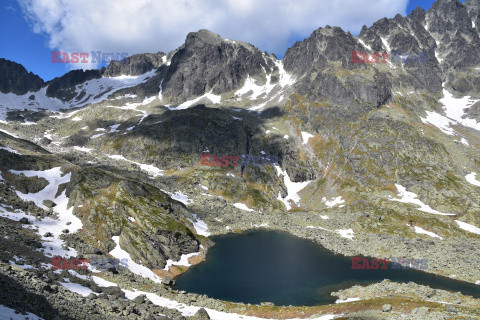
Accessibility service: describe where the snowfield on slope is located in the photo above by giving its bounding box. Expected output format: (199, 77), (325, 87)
(301, 131), (314, 144)
(466, 172), (480, 186)
(108, 154), (164, 177)
(59, 281), (96, 297)
(109, 236), (163, 283)
(233, 202), (255, 212)
(0, 305), (44, 320)
(0, 70), (158, 121)
(390, 184), (455, 216)
(187, 213), (210, 236)
(0, 146), (20, 154)
(172, 91), (221, 110)
(421, 87), (480, 135)
(322, 196), (345, 208)
(5, 167), (82, 257)
(455, 220), (480, 235)
(409, 224), (443, 239)
(163, 246), (203, 271)
(274, 165), (311, 211)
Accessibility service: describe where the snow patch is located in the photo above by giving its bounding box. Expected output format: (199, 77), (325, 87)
(108, 154), (164, 178)
(187, 213), (210, 236)
(59, 281), (96, 297)
(357, 38), (372, 51)
(73, 146), (93, 153)
(233, 203), (255, 212)
(166, 191), (193, 205)
(440, 89), (480, 131)
(322, 196), (345, 208)
(422, 88), (480, 135)
(336, 228), (355, 239)
(466, 172), (480, 186)
(175, 91), (221, 110)
(109, 124), (120, 133)
(460, 137), (469, 145)
(0, 128), (19, 138)
(421, 111), (455, 135)
(163, 246), (203, 271)
(274, 165), (311, 211)
(455, 220), (480, 235)
(0, 146), (20, 154)
(390, 184), (456, 216)
(109, 236), (163, 283)
(92, 276), (118, 287)
(335, 297), (361, 304)
(0, 305), (44, 320)
(381, 37), (391, 52)
(411, 225), (443, 239)
(0, 70), (158, 121)
(7, 167), (82, 257)
(301, 131), (314, 144)
(90, 133), (105, 139)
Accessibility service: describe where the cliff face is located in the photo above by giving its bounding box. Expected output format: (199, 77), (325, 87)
(160, 29), (277, 104)
(0, 58), (44, 95)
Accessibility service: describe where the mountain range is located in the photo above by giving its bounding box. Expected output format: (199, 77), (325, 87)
(1, 0), (480, 319)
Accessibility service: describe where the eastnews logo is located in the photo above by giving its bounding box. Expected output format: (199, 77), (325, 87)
(351, 51), (428, 64)
(351, 257), (428, 270)
(51, 51), (129, 64)
(51, 256), (128, 270)
(201, 154), (278, 167)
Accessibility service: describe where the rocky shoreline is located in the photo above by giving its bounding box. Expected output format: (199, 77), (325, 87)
(179, 187), (480, 287)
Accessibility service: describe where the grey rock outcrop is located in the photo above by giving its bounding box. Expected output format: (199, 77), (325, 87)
(161, 29), (276, 104)
(191, 308), (210, 319)
(104, 52), (166, 77)
(46, 68), (105, 101)
(0, 58), (44, 95)
(426, 0), (480, 69)
(283, 26), (392, 107)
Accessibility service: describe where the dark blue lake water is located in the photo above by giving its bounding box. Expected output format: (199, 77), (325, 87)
(175, 231), (480, 306)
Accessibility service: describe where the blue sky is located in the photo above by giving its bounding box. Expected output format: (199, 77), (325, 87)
(0, 0), (460, 81)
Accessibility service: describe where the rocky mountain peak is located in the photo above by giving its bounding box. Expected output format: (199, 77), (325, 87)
(465, 0), (480, 33)
(283, 25), (360, 76)
(0, 58), (44, 95)
(426, 0), (480, 68)
(160, 29), (275, 104)
(409, 6), (426, 19)
(184, 29), (224, 47)
(427, 0), (474, 32)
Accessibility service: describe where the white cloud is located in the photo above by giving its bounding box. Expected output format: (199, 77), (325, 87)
(19, 0), (408, 66)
